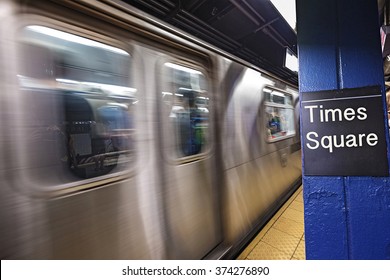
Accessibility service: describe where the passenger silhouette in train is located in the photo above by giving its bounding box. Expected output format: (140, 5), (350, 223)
(177, 89), (205, 156)
(268, 113), (281, 135)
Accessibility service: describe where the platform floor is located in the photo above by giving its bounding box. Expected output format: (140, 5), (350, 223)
(237, 185), (305, 260)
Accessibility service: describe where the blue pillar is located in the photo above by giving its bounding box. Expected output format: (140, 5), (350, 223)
(297, 0), (390, 259)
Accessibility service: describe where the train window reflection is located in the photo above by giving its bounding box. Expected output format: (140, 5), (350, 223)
(163, 63), (209, 158)
(17, 25), (136, 185)
(264, 88), (295, 142)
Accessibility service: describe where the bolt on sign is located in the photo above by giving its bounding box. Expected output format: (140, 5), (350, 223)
(301, 86), (389, 176)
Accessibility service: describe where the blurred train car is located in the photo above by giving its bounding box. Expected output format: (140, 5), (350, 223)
(0, 0), (301, 259)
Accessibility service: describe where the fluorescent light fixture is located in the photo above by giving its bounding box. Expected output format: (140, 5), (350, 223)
(271, 91), (285, 97)
(56, 78), (137, 95)
(55, 78), (79, 85)
(27, 25), (129, 55)
(177, 87), (195, 91)
(164, 62), (203, 75)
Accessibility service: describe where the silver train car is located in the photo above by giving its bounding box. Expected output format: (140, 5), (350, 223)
(0, 0), (301, 259)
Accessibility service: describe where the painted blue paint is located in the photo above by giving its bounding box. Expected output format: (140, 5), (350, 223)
(297, 0), (390, 259)
(337, 1), (385, 88)
(297, 0), (339, 91)
(346, 177), (390, 259)
(303, 177), (348, 259)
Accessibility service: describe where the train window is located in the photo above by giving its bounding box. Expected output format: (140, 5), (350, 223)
(264, 87), (295, 142)
(162, 62), (209, 158)
(17, 25), (136, 186)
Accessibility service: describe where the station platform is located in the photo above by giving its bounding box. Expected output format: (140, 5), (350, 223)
(237, 186), (305, 260)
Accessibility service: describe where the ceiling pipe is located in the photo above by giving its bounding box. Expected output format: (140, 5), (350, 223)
(229, 0), (260, 25)
(229, 0), (288, 49)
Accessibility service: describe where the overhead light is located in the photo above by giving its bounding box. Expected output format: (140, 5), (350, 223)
(26, 25), (129, 56)
(164, 63), (203, 75)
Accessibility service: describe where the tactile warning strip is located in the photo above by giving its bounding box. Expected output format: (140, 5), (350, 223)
(292, 239), (306, 260)
(273, 216), (304, 239)
(246, 241), (291, 260)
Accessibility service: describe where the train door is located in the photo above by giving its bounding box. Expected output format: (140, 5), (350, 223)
(10, 21), (157, 259)
(158, 60), (221, 259)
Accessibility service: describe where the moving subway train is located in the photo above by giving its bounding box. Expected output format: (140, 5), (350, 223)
(0, 0), (301, 259)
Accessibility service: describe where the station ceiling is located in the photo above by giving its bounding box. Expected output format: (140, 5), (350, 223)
(122, 0), (298, 86)
(122, 0), (389, 88)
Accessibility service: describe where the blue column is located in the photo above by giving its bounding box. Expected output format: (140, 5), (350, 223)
(297, 0), (390, 259)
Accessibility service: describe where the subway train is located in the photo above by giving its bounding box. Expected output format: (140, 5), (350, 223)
(0, 0), (301, 259)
